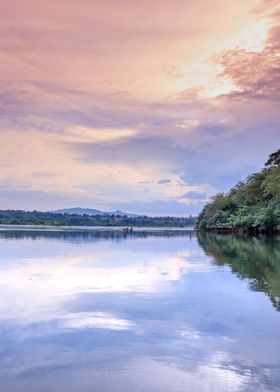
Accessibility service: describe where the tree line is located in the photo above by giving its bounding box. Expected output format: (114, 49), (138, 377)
(0, 210), (196, 227)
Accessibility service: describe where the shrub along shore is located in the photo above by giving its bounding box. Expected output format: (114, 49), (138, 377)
(196, 149), (280, 234)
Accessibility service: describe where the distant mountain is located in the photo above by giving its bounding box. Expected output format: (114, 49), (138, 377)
(52, 208), (104, 216)
(109, 210), (140, 218)
(51, 207), (140, 218)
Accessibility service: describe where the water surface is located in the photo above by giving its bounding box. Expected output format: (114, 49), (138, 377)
(0, 230), (279, 392)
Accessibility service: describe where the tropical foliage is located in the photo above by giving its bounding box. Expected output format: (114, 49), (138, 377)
(196, 149), (280, 232)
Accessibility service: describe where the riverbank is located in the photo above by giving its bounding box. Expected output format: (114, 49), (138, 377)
(198, 227), (280, 235)
(196, 150), (280, 233)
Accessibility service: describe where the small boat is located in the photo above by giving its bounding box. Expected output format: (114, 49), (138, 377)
(123, 227), (133, 233)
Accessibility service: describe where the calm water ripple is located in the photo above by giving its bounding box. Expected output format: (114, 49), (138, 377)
(0, 230), (279, 392)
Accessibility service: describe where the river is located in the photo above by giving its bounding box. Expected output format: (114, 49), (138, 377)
(0, 229), (279, 391)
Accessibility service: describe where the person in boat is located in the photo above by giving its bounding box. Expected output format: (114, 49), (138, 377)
(123, 227), (133, 233)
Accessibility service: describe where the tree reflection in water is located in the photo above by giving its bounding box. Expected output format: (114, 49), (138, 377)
(197, 232), (280, 311)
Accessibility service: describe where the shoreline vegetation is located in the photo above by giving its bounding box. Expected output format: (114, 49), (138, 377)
(196, 149), (280, 234)
(0, 210), (196, 228)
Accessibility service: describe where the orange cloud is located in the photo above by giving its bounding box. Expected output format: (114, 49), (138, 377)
(0, 0), (271, 98)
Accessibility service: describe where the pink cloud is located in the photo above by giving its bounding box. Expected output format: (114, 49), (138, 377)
(217, 24), (280, 101)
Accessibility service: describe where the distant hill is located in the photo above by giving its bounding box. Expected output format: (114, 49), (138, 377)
(51, 207), (140, 218)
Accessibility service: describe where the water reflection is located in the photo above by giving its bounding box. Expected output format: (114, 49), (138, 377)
(197, 232), (280, 311)
(0, 230), (279, 392)
(0, 229), (196, 241)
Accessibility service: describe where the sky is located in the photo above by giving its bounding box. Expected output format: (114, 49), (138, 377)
(0, 0), (279, 215)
